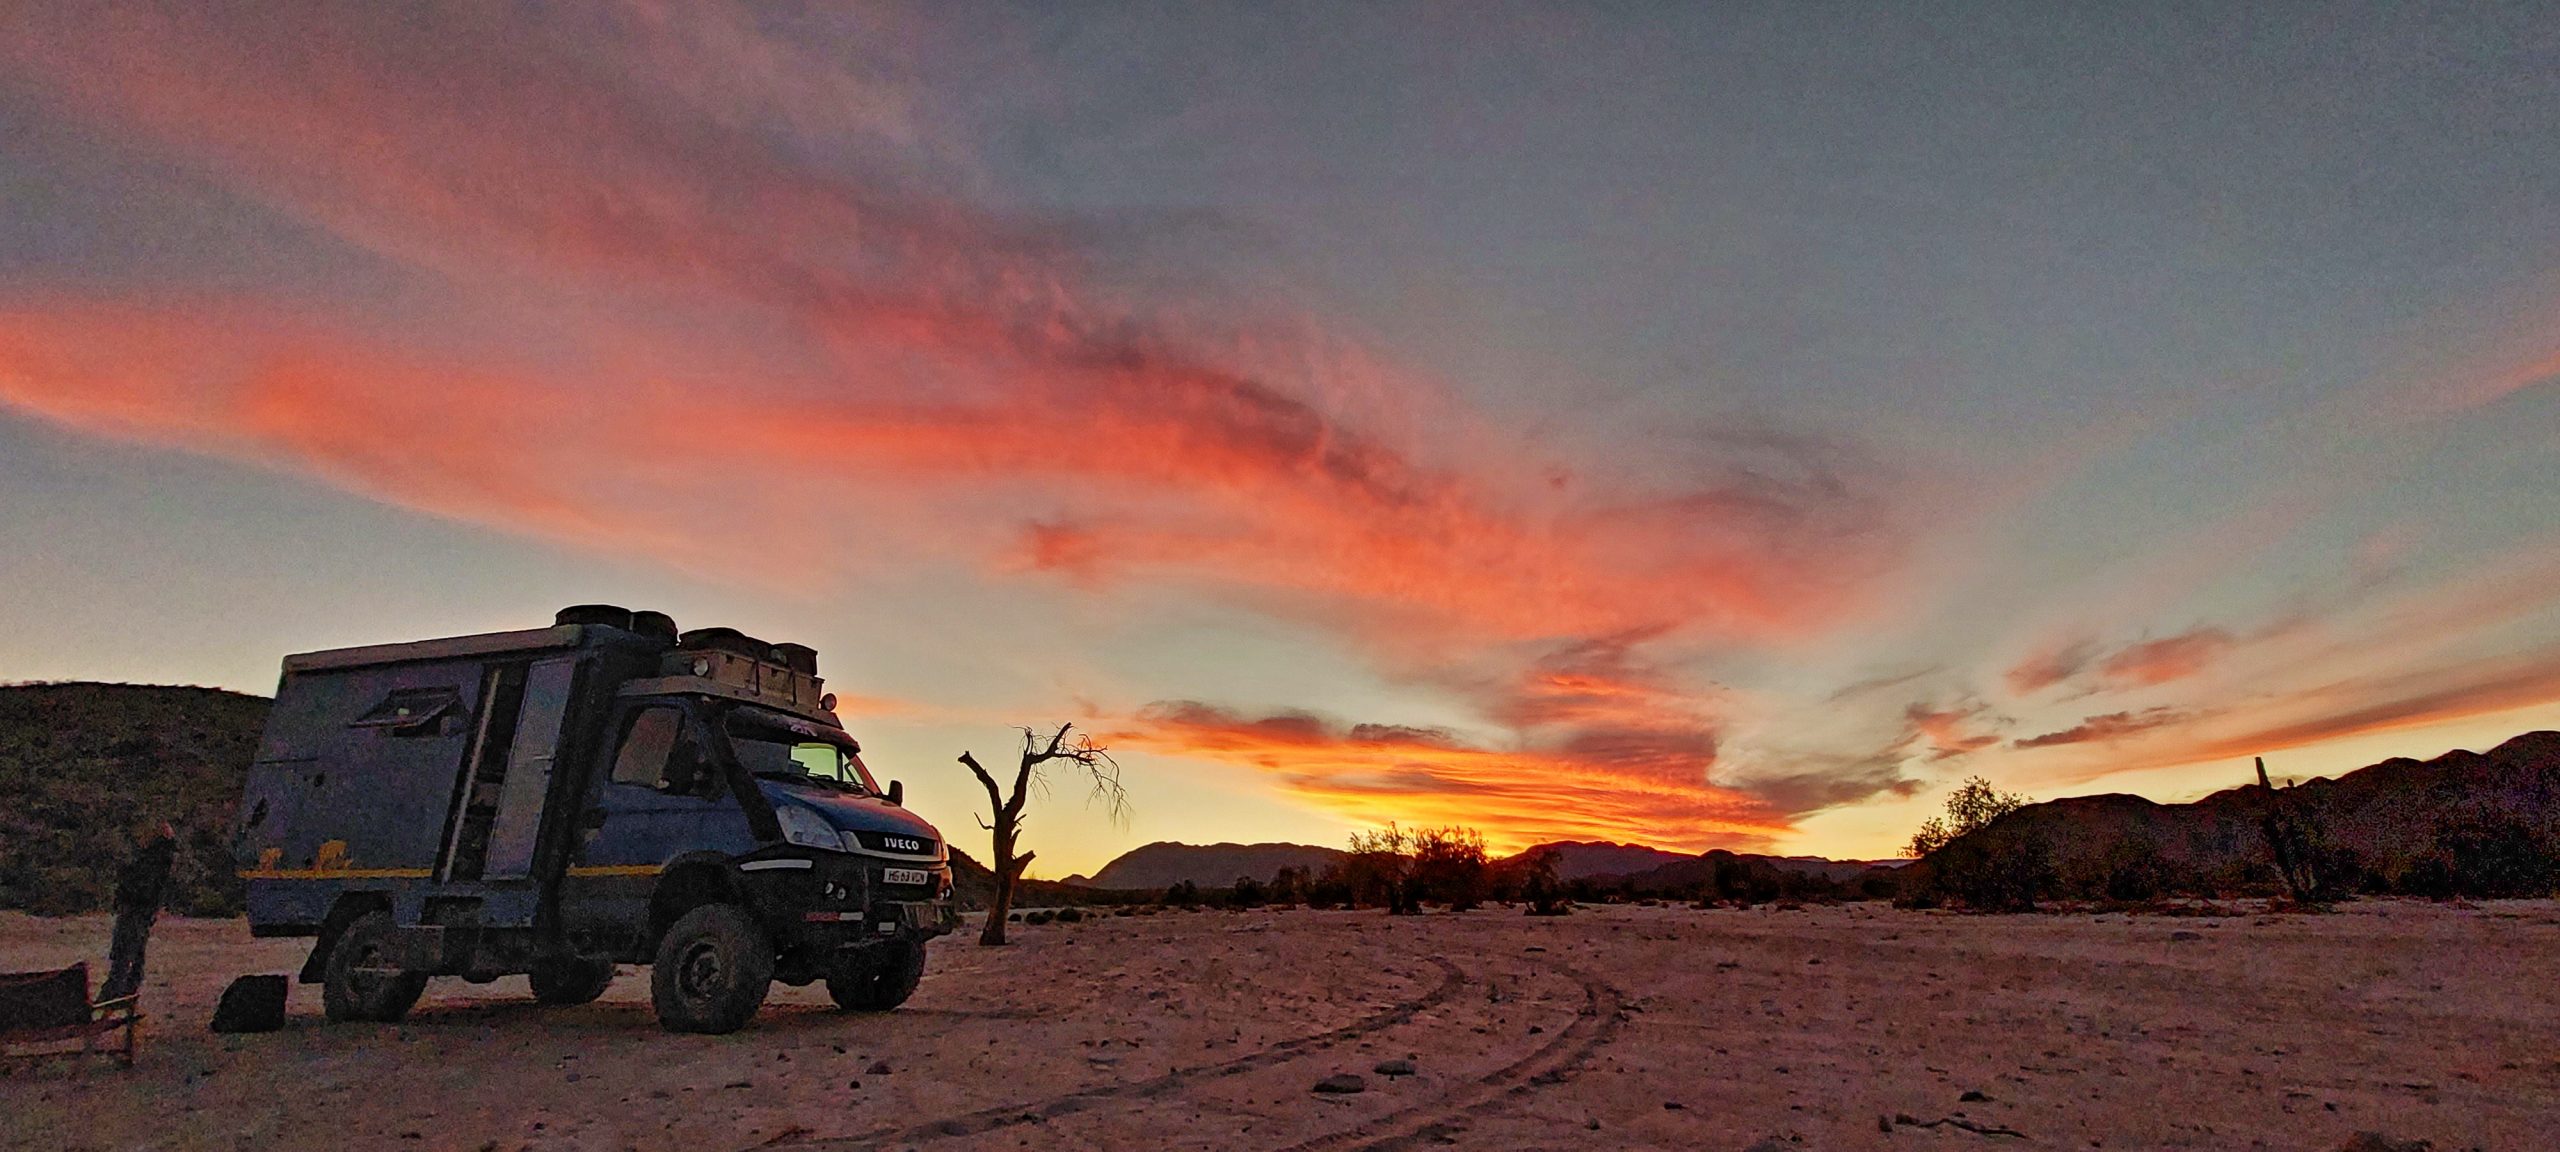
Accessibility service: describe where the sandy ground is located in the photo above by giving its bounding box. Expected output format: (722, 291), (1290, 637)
(3, 900), (2555, 1151)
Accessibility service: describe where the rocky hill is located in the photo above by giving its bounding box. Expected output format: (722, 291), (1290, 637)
(0, 682), (269, 916)
(1078, 841), (1349, 890)
(1508, 840), (1693, 880)
(1904, 730), (2560, 907)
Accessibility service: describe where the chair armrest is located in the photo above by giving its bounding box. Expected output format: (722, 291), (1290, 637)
(90, 993), (141, 1013)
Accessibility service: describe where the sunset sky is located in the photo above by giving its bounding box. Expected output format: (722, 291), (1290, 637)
(3, 4), (2556, 877)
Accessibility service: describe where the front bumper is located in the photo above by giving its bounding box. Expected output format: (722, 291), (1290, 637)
(796, 899), (957, 936)
(763, 852), (954, 944)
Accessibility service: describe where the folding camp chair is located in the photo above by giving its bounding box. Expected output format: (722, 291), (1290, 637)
(0, 962), (139, 1070)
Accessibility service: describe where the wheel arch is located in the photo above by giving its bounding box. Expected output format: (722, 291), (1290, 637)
(646, 853), (747, 951)
(298, 890), (395, 984)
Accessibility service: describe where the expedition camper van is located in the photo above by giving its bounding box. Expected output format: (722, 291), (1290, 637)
(233, 605), (955, 1033)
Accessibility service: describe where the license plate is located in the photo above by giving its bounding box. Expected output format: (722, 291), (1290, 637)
(883, 868), (929, 886)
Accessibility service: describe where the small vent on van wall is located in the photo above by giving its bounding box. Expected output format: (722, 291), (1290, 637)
(350, 687), (465, 736)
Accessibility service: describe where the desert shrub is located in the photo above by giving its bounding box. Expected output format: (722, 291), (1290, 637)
(1268, 866), (1307, 907)
(1510, 847), (1567, 916)
(1230, 875), (1266, 909)
(2301, 841), (2369, 900)
(1163, 880), (1200, 909)
(1908, 777), (2032, 859)
(2100, 840), (2165, 902)
(2438, 816), (2560, 898)
(1024, 909), (1054, 925)
(1709, 854), (1780, 906)
(1054, 906), (1084, 923)
(1921, 828), (2055, 912)
(1306, 865), (1354, 909)
(1408, 826), (1489, 910)
(2397, 854), (2460, 900)
(1344, 825), (1419, 912)
(2384, 816), (2559, 899)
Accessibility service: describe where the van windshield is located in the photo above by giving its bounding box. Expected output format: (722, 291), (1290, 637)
(725, 713), (878, 795)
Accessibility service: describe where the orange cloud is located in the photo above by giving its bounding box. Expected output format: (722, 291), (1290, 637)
(2012, 707), (2193, 749)
(2180, 646), (2560, 762)
(1110, 701), (1784, 855)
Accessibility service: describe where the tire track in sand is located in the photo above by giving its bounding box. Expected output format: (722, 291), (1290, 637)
(1266, 963), (1626, 1152)
(772, 956), (1467, 1151)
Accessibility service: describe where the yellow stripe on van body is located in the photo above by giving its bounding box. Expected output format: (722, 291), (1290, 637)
(237, 865), (663, 879)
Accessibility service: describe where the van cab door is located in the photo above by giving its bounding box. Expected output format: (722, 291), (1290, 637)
(556, 702), (755, 949)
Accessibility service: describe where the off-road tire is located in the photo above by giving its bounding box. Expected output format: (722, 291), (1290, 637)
(528, 956), (617, 1006)
(322, 911), (428, 1023)
(826, 940), (926, 1011)
(651, 903), (774, 1033)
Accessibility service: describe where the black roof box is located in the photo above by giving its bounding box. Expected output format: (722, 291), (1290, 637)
(677, 627), (770, 661)
(556, 604), (634, 630)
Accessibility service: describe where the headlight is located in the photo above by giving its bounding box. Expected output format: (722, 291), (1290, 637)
(774, 806), (845, 852)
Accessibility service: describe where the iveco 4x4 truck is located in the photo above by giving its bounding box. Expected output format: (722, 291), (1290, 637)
(232, 605), (955, 1033)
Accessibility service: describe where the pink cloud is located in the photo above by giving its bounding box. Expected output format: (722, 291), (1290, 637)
(1903, 702), (2004, 761)
(2094, 627), (2237, 689)
(0, 7), (1922, 848)
(2004, 638), (2098, 695)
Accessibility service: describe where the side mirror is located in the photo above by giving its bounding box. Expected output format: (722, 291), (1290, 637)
(886, 780), (904, 807)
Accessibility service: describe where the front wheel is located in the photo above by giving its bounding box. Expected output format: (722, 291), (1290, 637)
(651, 904), (773, 1033)
(826, 940), (925, 1011)
(321, 911), (428, 1023)
(529, 956), (616, 1006)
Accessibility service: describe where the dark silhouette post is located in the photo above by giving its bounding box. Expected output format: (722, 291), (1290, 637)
(103, 821), (175, 999)
(958, 724), (1127, 946)
(2257, 756), (2322, 903)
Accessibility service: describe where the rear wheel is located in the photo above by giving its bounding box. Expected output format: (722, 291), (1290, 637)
(528, 956), (617, 1006)
(321, 911), (428, 1023)
(650, 904), (773, 1033)
(826, 940), (925, 1011)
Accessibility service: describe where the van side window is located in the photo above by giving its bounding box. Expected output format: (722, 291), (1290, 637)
(611, 708), (684, 787)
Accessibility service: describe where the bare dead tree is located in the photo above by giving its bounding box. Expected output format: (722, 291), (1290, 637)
(958, 723), (1129, 946)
